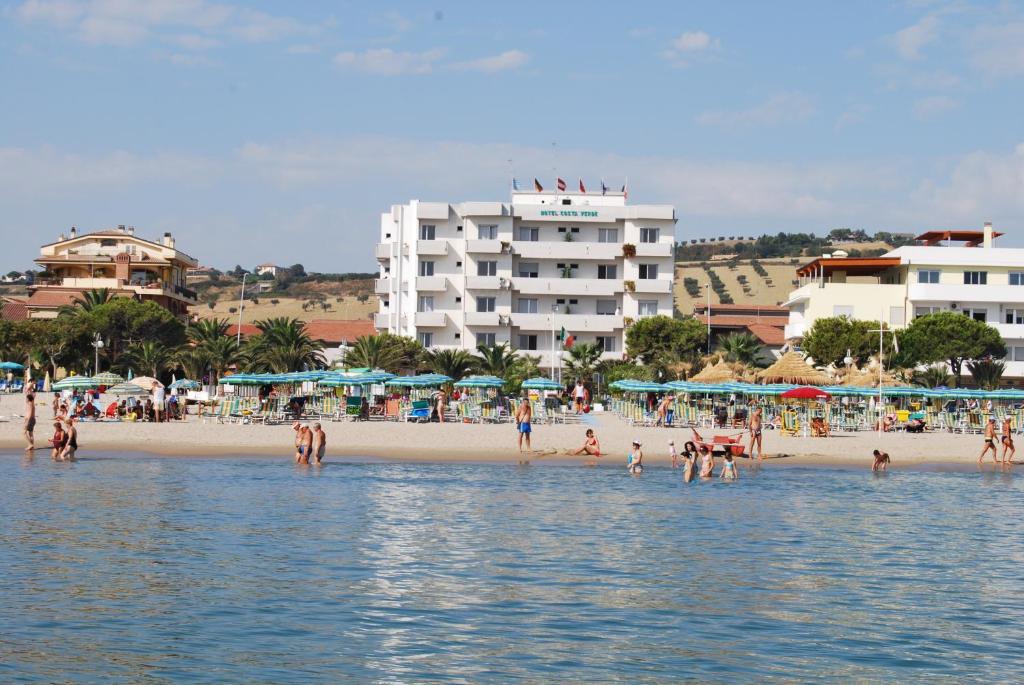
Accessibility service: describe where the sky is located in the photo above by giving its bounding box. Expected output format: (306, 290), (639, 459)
(2, 0), (1024, 272)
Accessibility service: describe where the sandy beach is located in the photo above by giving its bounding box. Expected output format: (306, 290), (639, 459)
(0, 394), (1009, 467)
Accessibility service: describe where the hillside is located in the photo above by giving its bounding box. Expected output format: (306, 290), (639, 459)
(191, 276), (378, 323)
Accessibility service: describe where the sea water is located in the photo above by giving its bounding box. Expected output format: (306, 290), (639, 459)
(2, 454), (1024, 683)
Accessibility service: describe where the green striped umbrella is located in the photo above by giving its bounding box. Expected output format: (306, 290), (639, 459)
(385, 374), (452, 388)
(107, 381), (148, 396)
(521, 377), (562, 390)
(93, 371), (125, 386)
(53, 376), (98, 390)
(453, 375), (505, 388)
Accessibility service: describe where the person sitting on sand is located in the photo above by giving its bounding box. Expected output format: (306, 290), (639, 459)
(698, 445), (715, 478)
(872, 450), (890, 472)
(627, 440), (643, 474)
(48, 421), (67, 461)
(312, 422), (327, 465)
(1001, 417), (1015, 465)
(720, 453), (739, 480)
(515, 396), (533, 452)
(979, 418), (999, 465)
(572, 428), (601, 457)
(669, 439), (678, 468)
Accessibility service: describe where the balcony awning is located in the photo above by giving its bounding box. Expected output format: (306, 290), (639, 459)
(795, 257), (900, 278)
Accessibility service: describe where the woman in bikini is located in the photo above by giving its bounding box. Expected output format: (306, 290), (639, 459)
(59, 418), (78, 461)
(572, 429), (601, 458)
(681, 442), (697, 483)
(1001, 417), (1015, 465)
(698, 445), (715, 478)
(627, 440), (643, 474)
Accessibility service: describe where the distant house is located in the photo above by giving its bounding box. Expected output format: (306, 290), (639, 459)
(692, 303), (789, 361)
(255, 263), (281, 278)
(186, 265), (217, 282)
(0, 297), (28, 322)
(1, 272), (24, 284)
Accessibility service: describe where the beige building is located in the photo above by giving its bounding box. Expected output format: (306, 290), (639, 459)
(28, 225), (199, 319)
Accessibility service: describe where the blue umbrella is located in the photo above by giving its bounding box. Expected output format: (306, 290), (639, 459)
(385, 374), (452, 388)
(453, 375), (505, 388)
(521, 377), (561, 390)
(169, 378), (202, 390)
(0, 361), (25, 370)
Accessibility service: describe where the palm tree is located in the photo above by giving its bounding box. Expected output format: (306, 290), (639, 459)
(343, 333), (421, 372)
(188, 318), (231, 345)
(912, 364), (952, 388)
(968, 359), (1005, 390)
(245, 317), (325, 373)
(120, 341), (174, 378)
(716, 331), (764, 365)
(172, 346), (209, 381)
(475, 342), (519, 376)
(563, 342), (603, 384)
(59, 288), (114, 316)
(424, 348), (476, 382)
(202, 336), (242, 387)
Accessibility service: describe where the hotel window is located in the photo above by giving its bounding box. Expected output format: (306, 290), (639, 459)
(417, 296), (434, 312)
(638, 264), (658, 279)
(1006, 309), (1024, 324)
(1014, 346), (1024, 362)
(596, 336), (616, 352)
(638, 300), (658, 317)
(597, 264), (617, 280)
(478, 224), (498, 240)
(517, 227), (539, 242)
(596, 300), (617, 315)
(964, 271), (988, 285)
(962, 308), (987, 322)
(518, 262), (539, 278)
(640, 227), (660, 243)
(517, 334), (538, 351)
(477, 261), (497, 276)
(516, 298), (538, 314)
(917, 269), (940, 284)
(598, 228), (618, 243)
(419, 224), (436, 240)
(1011, 272), (1024, 286)
(476, 297), (496, 313)
(915, 306), (942, 318)
(478, 332), (496, 347)
(418, 332), (433, 347)
(556, 263), (579, 277)
(419, 261), (434, 277)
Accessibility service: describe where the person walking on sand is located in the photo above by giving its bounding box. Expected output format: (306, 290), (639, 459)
(627, 440), (644, 474)
(515, 396), (533, 452)
(436, 388), (447, 423)
(979, 418), (999, 464)
(572, 428), (601, 457)
(23, 381), (36, 452)
(573, 380), (587, 414)
(312, 422), (327, 465)
(872, 450), (890, 471)
(748, 402), (763, 461)
(1001, 417), (1015, 465)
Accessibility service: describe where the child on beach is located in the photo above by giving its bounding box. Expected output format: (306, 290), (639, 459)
(698, 445), (715, 478)
(627, 440), (643, 474)
(669, 440), (678, 468)
(720, 453), (738, 480)
(872, 450), (890, 471)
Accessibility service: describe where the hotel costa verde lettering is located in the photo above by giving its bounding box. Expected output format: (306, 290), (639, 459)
(540, 210), (598, 217)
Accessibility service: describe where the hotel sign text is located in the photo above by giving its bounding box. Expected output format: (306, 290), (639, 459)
(539, 210), (598, 217)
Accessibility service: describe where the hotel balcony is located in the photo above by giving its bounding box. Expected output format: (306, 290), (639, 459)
(907, 282), (1024, 305)
(416, 240), (449, 256)
(375, 243), (392, 260)
(512, 242), (622, 260)
(783, 321), (806, 340)
(33, 276), (198, 303)
(465, 275), (506, 290)
(991, 323), (1024, 341)
(511, 313), (623, 332)
(465, 239), (503, 254)
(374, 278), (392, 295)
(513, 278), (620, 296)
(374, 312), (394, 329)
(464, 311), (503, 327)
(415, 275), (447, 291)
(414, 311), (447, 327)
(632, 242), (674, 258)
(629, 279), (673, 294)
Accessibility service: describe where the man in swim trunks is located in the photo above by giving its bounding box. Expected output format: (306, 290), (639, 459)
(1000, 417), (1015, 465)
(293, 422), (305, 463)
(572, 381), (587, 414)
(979, 418), (998, 465)
(872, 450), (890, 472)
(311, 422), (327, 465)
(747, 401), (763, 461)
(516, 395), (533, 452)
(24, 381), (36, 452)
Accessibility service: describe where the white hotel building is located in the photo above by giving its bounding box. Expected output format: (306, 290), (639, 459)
(784, 224), (1024, 379)
(374, 190), (676, 370)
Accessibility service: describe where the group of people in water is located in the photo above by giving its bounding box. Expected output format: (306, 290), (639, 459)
(569, 428), (740, 480)
(21, 381), (78, 461)
(291, 421), (327, 466)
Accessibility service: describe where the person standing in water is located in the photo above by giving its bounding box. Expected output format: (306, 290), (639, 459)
(59, 418), (78, 461)
(668, 440), (679, 468)
(48, 421), (66, 460)
(312, 422), (327, 465)
(681, 445), (696, 483)
(698, 445), (715, 478)
(515, 395), (533, 452)
(23, 380), (36, 452)
(747, 401), (763, 461)
(872, 450), (891, 471)
(979, 418), (999, 464)
(627, 440), (643, 474)
(1000, 417), (1015, 465)
(720, 453), (739, 480)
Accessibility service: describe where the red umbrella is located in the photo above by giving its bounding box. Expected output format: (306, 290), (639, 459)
(781, 386), (831, 400)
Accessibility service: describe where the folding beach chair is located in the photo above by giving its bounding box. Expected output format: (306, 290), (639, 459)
(404, 399), (431, 423)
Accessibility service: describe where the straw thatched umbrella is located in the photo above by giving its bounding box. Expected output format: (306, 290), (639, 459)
(843, 368), (902, 387)
(756, 351), (834, 385)
(691, 359), (737, 383)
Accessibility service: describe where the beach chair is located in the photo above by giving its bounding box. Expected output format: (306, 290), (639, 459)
(404, 399), (431, 423)
(343, 395), (362, 420)
(780, 410), (800, 437)
(315, 396), (338, 421)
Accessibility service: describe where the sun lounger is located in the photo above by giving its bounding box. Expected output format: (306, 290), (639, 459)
(404, 399), (431, 422)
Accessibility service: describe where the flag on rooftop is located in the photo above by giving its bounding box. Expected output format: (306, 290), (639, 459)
(578, 178), (586, 193)
(512, 177), (519, 190)
(601, 179), (608, 195)
(564, 333), (575, 349)
(621, 183), (628, 199)
(557, 177), (566, 191)
(534, 178), (543, 192)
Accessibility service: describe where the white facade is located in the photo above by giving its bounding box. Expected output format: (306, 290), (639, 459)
(784, 224), (1024, 378)
(375, 191), (676, 369)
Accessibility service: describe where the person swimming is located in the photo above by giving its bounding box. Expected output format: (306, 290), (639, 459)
(720, 453), (738, 480)
(872, 449), (890, 472)
(627, 440), (643, 474)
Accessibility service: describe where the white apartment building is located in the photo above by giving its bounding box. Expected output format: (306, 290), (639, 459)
(374, 190), (676, 371)
(784, 224), (1024, 378)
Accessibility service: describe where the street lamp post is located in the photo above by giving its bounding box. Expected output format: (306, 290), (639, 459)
(236, 272), (247, 347)
(550, 304), (560, 383)
(92, 332), (104, 376)
(706, 283), (712, 355)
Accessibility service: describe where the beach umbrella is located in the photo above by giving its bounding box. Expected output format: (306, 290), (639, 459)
(320, 370), (396, 387)
(107, 381), (147, 396)
(781, 386), (831, 400)
(385, 374), (452, 388)
(169, 378), (201, 390)
(92, 371), (125, 386)
(690, 359), (738, 383)
(53, 376), (98, 390)
(0, 361), (24, 370)
(454, 375), (505, 388)
(129, 376), (163, 389)
(521, 377), (562, 390)
(756, 351), (834, 385)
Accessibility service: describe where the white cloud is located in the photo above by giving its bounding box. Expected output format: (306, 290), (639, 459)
(661, 30), (719, 67)
(672, 31), (715, 52)
(892, 15), (938, 60)
(449, 49), (528, 73)
(696, 92), (816, 130)
(913, 94), (957, 119)
(910, 143), (1024, 221)
(968, 22), (1024, 78)
(835, 104), (871, 131)
(13, 0), (316, 48)
(333, 48), (445, 75)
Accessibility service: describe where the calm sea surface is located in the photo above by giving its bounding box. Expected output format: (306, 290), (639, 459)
(2, 453), (1024, 683)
